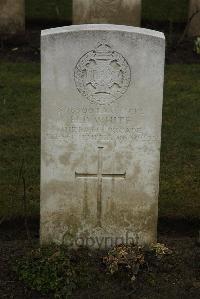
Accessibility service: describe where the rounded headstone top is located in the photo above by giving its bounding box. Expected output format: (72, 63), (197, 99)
(41, 24), (165, 40)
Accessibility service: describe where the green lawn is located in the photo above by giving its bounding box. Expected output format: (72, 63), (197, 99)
(0, 63), (40, 218)
(25, 0), (188, 23)
(160, 64), (200, 219)
(142, 0), (188, 23)
(0, 63), (199, 219)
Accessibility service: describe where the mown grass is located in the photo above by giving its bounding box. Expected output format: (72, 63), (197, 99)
(0, 63), (40, 218)
(25, 0), (188, 23)
(0, 63), (199, 219)
(26, 0), (72, 23)
(160, 64), (200, 219)
(142, 0), (188, 23)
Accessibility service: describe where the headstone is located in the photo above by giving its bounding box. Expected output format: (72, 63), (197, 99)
(73, 0), (141, 27)
(41, 24), (165, 249)
(188, 0), (200, 37)
(0, 0), (25, 34)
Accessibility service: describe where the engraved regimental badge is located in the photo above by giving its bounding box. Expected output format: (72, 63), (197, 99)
(74, 42), (131, 105)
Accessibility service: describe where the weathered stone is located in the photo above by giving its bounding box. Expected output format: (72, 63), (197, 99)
(0, 0), (25, 34)
(188, 0), (200, 37)
(73, 0), (141, 27)
(41, 24), (165, 249)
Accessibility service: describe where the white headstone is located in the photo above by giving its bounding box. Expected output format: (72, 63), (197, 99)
(41, 25), (165, 248)
(0, 0), (25, 34)
(73, 0), (141, 27)
(188, 0), (200, 37)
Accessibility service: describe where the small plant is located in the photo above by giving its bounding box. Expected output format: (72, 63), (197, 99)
(103, 243), (172, 283)
(13, 243), (172, 297)
(103, 243), (145, 282)
(150, 242), (172, 257)
(13, 245), (94, 298)
(194, 37), (200, 54)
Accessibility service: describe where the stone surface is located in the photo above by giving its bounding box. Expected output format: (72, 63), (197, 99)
(41, 24), (165, 248)
(73, 0), (141, 27)
(188, 0), (200, 37)
(0, 0), (25, 34)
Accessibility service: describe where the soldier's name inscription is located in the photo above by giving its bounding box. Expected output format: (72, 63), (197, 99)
(47, 105), (159, 144)
(57, 106), (144, 124)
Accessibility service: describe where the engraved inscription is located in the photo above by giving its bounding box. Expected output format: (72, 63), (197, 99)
(75, 147), (126, 227)
(46, 105), (160, 145)
(74, 41), (131, 105)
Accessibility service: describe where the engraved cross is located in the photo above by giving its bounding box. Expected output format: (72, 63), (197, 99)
(75, 147), (126, 226)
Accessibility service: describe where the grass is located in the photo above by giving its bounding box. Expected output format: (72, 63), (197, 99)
(0, 63), (199, 219)
(0, 63), (40, 218)
(25, 0), (188, 23)
(160, 64), (200, 219)
(142, 0), (188, 23)
(26, 0), (72, 23)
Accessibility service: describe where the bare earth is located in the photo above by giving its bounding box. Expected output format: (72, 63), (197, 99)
(0, 220), (199, 298)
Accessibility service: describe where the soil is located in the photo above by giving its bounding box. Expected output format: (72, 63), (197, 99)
(0, 219), (199, 298)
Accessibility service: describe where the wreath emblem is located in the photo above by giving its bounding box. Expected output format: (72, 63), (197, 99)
(74, 42), (131, 105)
